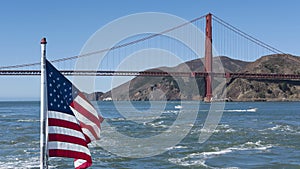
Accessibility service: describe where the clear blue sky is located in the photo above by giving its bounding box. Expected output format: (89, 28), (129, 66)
(0, 0), (299, 100)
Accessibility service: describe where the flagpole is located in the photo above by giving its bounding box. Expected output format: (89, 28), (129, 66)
(40, 37), (48, 169)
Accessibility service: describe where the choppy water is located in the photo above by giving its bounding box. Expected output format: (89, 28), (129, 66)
(0, 101), (299, 168)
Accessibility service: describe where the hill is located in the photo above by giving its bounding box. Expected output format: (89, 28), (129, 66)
(87, 54), (300, 101)
(88, 56), (248, 101)
(226, 54), (300, 101)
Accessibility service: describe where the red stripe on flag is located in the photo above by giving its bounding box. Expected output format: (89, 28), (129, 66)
(48, 118), (81, 132)
(70, 100), (100, 128)
(79, 121), (99, 140)
(78, 93), (94, 108)
(48, 134), (88, 147)
(83, 133), (91, 143)
(49, 149), (92, 163)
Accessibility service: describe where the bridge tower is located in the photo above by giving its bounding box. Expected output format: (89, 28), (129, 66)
(204, 13), (213, 102)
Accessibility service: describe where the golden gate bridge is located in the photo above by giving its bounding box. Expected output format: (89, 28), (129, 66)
(0, 13), (299, 101)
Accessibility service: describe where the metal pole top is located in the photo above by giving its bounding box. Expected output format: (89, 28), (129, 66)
(41, 38), (47, 44)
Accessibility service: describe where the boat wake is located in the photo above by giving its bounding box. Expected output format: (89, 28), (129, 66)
(174, 105), (183, 109)
(168, 140), (272, 168)
(223, 108), (257, 113)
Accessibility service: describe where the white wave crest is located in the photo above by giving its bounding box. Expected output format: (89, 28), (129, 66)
(0, 156), (40, 169)
(168, 140), (272, 168)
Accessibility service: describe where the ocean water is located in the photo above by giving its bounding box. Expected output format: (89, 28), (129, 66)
(0, 101), (299, 169)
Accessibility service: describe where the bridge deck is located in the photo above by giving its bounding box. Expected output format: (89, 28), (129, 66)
(1, 70), (300, 80)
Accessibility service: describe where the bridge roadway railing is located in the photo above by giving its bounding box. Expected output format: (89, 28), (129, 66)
(0, 70), (300, 80)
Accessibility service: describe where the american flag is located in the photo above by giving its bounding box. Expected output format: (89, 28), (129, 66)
(46, 60), (103, 168)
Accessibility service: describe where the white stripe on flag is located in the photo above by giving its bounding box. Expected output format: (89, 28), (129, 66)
(48, 126), (86, 140)
(48, 111), (78, 124)
(70, 106), (100, 138)
(74, 159), (87, 168)
(74, 95), (99, 120)
(48, 141), (91, 156)
(81, 128), (97, 141)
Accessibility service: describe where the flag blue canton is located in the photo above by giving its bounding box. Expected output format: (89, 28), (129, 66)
(46, 60), (79, 115)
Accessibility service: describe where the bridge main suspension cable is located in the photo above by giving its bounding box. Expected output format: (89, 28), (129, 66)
(212, 14), (284, 54)
(0, 14), (207, 70)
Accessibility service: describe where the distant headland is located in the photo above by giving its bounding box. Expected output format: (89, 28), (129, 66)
(86, 54), (300, 102)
